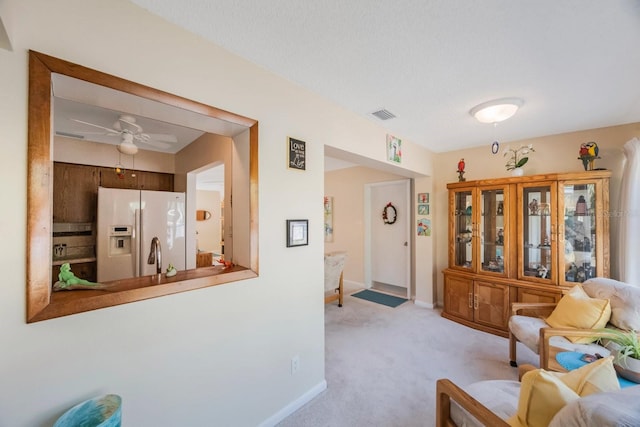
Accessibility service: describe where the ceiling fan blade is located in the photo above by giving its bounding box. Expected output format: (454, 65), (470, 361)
(139, 139), (172, 149)
(146, 133), (178, 143)
(74, 131), (119, 136)
(72, 119), (120, 134)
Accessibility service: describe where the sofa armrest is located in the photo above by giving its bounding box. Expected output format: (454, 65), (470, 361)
(539, 327), (617, 370)
(511, 302), (557, 316)
(436, 379), (510, 427)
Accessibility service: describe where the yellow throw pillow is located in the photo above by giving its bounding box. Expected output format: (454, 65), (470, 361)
(545, 284), (611, 343)
(507, 369), (579, 427)
(507, 357), (620, 427)
(555, 356), (620, 396)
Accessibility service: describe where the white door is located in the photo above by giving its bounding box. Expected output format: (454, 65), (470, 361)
(365, 179), (411, 298)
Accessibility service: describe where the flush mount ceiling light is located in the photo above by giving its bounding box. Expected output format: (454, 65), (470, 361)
(470, 97), (524, 124)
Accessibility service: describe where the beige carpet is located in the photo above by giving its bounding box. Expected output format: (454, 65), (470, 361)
(278, 291), (537, 427)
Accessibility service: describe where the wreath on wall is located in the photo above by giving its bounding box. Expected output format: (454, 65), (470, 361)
(382, 202), (397, 225)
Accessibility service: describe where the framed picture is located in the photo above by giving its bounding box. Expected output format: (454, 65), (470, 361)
(417, 218), (431, 237)
(288, 137), (306, 170)
(418, 204), (429, 215)
(286, 219), (309, 247)
(417, 192), (429, 204)
(324, 196), (334, 242)
(386, 134), (402, 163)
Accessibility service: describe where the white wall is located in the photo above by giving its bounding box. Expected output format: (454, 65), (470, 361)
(0, 0), (436, 426)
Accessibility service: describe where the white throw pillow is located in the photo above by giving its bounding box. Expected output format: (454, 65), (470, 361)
(582, 278), (640, 331)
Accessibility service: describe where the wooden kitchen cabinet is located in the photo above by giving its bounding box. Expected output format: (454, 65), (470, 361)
(53, 162), (99, 223)
(136, 170), (174, 191)
(99, 166), (138, 189)
(443, 171), (610, 337)
(54, 162), (175, 222)
(99, 167), (174, 191)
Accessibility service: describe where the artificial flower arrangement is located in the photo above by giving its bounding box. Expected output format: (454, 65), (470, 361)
(504, 144), (535, 171)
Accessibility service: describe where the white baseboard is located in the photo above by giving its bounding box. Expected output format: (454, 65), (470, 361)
(258, 380), (327, 427)
(413, 299), (435, 309)
(343, 279), (363, 293)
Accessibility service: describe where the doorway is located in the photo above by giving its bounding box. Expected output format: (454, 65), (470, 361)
(193, 163), (225, 267)
(364, 179), (411, 299)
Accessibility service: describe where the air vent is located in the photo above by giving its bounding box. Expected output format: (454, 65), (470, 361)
(56, 131), (85, 139)
(371, 109), (396, 121)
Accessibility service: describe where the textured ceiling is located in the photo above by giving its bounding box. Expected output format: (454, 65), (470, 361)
(129, 0), (640, 153)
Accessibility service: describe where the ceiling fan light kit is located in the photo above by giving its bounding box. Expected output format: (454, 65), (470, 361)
(117, 140), (139, 155)
(470, 97), (524, 124)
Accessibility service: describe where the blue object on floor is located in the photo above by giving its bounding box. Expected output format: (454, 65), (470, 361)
(351, 289), (407, 308)
(556, 351), (637, 388)
(54, 394), (122, 427)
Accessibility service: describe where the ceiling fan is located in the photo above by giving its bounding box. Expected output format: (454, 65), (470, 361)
(71, 114), (178, 155)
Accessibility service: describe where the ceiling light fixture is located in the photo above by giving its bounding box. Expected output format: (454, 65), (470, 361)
(117, 141), (138, 155)
(117, 132), (139, 155)
(470, 97), (524, 124)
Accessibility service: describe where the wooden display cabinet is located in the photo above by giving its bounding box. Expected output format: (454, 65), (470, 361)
(443, 171), (610, 336)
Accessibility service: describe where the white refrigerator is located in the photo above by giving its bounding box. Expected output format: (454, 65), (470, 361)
(97, 187), (186, 282)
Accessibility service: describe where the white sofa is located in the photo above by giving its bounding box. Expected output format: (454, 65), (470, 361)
(509, 277), (640, 370)
(437, 376), (640, 426)
(436, 277), (640, 426)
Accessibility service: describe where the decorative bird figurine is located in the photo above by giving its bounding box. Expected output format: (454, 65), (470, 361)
(578, 142), (599, 170)
(458, 158), (465, 172)
(457, 158), (466, 182)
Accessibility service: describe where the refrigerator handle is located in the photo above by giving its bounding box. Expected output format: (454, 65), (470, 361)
(135, 208), (141, 277)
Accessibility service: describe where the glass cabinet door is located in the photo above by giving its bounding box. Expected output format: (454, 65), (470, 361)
(451, 189), (475, 270)
(559, 181), (598, 284)
(479, 187), (507, 275)
(519, 182), (557, 282)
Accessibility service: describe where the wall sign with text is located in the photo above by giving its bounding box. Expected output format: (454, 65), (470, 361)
(288, 137), (306, 170)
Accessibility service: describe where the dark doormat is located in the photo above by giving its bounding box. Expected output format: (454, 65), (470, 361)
(351, 289), (408, 308)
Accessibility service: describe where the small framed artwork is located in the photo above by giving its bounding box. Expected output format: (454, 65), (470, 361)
(386, 134), (402, 164)
(417, 218), (431, 237)
(324, 196), (334, 242)
(288, 137), (306, 170)
(286, 219), (309, 247)
(418, 204), (429, 215)
(417, 192), (429, 204)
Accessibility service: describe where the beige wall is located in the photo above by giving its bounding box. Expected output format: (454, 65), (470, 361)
(432, 122), (640, 306)
(0, 1), (437, 425)
(196, 189), (222, 254)
(54, 136), (175, 172)
(325, 166), (406, 286)
(323, 166), (436, 306)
